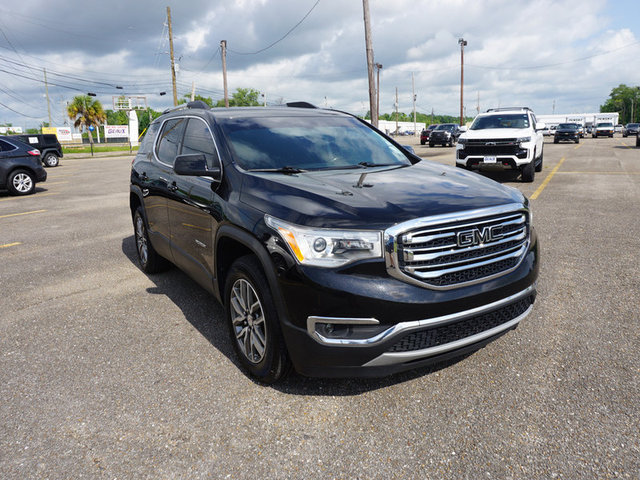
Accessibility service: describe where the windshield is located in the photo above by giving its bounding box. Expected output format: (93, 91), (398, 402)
(597, 123), (613, 127)
(435, 124), (455, 131)
(558, 123), (578, 129)
(428, 124), (438, 129)
(219, 115), (412, 171)
(471, 114), (530, 130)
(627, 124), (639, 128)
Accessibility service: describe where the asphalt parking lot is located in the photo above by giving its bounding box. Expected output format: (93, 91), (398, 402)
(1, 136), (639, 479)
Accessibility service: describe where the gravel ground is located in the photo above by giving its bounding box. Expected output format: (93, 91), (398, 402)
(1, 135), (638, 479)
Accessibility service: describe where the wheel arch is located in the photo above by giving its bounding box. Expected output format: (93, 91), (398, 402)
(215, 224), (289, 325)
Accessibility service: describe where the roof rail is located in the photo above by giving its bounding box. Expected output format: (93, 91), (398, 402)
(162, 100), (211, 115)
(286, 101), (317, 109)
(486, 107), (532, 113)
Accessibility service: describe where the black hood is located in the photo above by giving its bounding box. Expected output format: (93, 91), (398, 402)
(239, 160), (524, 229)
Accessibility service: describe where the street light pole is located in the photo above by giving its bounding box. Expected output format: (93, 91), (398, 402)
(458, 38), (467, 127)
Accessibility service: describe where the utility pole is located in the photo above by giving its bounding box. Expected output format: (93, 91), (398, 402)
(412, 72), (417, 136)
(167, 7), (178, 106)
(375, 63), (382, 124)
(476, 91), (480, 115)
(458, 38), (467, 126)
(552, 100), (555, 114)
(221, 40), (229, 108)
(362, 0), (377, 127)
(395, 87), (399, 134)
(190, 81), (195, 101)
(43, 68), (52, 127)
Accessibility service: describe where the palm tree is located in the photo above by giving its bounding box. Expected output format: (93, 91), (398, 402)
(67, 95), (106, 147)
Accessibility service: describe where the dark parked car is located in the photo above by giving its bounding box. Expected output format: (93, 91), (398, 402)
(420, 124), (438, 145)
(0, 136), (47, 195)
(10, 134), (63, 167)
(130, 101), (539, 383)
(429, 123), (462, 147)
(622, 123), (639, 137)
(554, 123), (580, 144)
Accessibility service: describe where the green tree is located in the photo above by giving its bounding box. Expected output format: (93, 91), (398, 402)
(600, 84), (640, 124)
(67, 95), (106, 146)
(214, 88), (262, 107)
(178, 94), (214, 107)
(138, 109), (162, 135)
(105, 109), (129, 125)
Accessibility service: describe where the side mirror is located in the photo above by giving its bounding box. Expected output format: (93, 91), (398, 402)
(401, 144), (415, 154)
(174, 154), (221, 181)
(536, 122), (546, 131)
(459, 126), (468, 132)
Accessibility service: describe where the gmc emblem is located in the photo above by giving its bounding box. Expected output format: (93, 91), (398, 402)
(457, 225), (503, 247)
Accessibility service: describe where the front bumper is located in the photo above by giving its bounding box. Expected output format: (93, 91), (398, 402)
(554, 133), (579, 142)
(276, 228), (539, 377)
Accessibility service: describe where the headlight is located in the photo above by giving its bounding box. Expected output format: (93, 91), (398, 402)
(265, 215), (383, 268)
(457, 137), (467, 145)
(517, 136), (531, 144)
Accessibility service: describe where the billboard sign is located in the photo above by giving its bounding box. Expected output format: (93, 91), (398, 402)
(105, 125), (129, 138)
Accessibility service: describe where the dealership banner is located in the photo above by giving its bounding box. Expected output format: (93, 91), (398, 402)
(105, 125), (129, 138)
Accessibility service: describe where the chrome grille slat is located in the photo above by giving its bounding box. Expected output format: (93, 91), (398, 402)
(404, 230), (526, 263)
(404, 213), (524, 241)
(384, 204), (530, 290)
(406, 244), (528, 279)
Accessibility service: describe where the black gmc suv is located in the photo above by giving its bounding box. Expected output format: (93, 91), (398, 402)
(130, 101), (539, 383)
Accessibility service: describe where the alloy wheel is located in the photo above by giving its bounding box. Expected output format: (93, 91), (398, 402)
(230, 279), (267, 364)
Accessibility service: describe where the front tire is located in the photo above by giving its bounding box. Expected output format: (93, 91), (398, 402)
(43, 153), (59, 167)
(225, 255), (291, 383)
(133, 207), (170, 273)
(7, 169), (35, 195)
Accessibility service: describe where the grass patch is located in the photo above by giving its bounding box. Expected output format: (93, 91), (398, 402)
(62, 145), (139, 154)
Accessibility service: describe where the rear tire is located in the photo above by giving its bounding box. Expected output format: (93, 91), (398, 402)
(133, 207), (170, 274)
(521, 160), (535, 183)
(429, 142), (434, 147)
(225, 255), (291, 384)
(7, 169), (35, 195)
(43, 153), (59, 167)
(535, 150), (543, 172)
(575, 138), (579, 144)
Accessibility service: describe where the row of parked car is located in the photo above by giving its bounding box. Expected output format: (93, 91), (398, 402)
(0, 134), (63, 196)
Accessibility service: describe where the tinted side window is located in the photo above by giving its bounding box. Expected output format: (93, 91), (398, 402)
(139, 121), (161, 155)
(156, 118), (186, 166)
(181, 118), (220, 168)
(0, 139), (16, 152)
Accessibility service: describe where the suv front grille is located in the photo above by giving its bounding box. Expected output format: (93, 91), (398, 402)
(387, 295), (533, 352)
(385, 205), (530, 289)
(463, 138), (520, 156)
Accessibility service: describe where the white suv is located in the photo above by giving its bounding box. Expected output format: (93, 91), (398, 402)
(456, 107), (545, 182)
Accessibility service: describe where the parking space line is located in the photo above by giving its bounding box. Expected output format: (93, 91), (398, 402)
(0, 192), (59, 202)
(0, 242), (22, 249)
(0, 209), (47, 219)
(531, 156), (565, 200)
(556, 171), (640, 175)
(574, 144), (583, 150)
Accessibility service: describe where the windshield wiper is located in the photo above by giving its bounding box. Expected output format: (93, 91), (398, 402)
(248, 166), (307, 174)
(358, 161), (402, 168)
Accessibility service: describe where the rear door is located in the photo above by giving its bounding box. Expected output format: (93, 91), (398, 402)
(145, 117), (187, 258)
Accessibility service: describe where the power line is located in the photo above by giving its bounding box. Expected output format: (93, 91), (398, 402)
(467, 41), (640, 71)
(228, 0), (320, 56)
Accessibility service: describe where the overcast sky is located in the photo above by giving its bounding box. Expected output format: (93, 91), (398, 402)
(1, 0), (639, 128)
